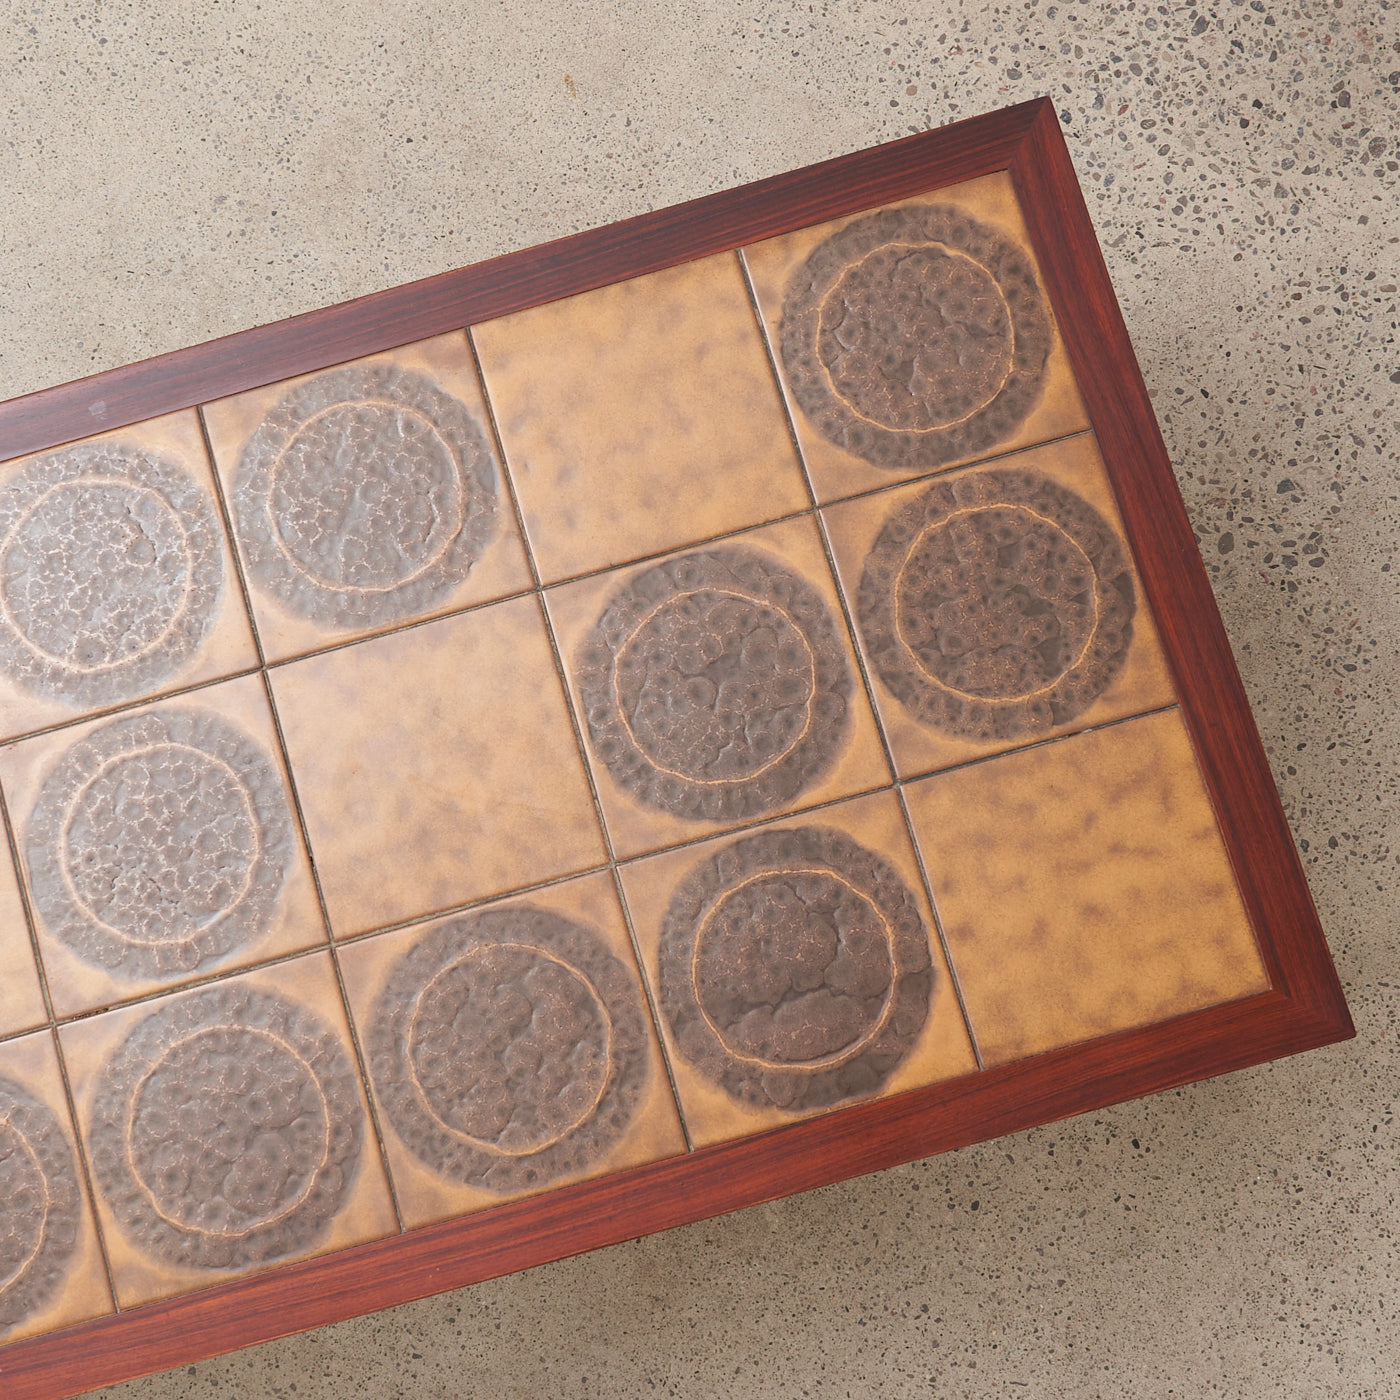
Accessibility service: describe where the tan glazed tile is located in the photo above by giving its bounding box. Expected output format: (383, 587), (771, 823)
(472, 251), (810, 583)
(822, 434), (1177, 779)
(743, 171), (1090, 504)
(0, 846), (45, 1037)
(905, 708), (1269, 1066)
(338, 871), (686, 1229)
(203, 331), (532, 663)
(270, 595), (606, 937)
(546, 515), (891, 859)
(60, 954), (397, 1310)
(0, 1030), (112, 1344)
(619, 789), (976, 1149)
(0, 674), (326, 1018)
(0, 409), (258, 739)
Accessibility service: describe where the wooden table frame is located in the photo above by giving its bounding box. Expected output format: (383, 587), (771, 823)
(0, 97), (1352, 1400)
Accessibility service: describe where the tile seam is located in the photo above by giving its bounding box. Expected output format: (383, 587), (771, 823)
(466, 326), (696, 1153)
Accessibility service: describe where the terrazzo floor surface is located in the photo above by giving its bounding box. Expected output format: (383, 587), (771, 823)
(1, 1), (1395, 1397)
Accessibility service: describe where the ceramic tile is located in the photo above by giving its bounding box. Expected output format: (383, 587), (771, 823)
(338, 870), (685, 1228)
(0, 674), (326, 1019)
(0, 845), (46, 1037)
(619, 789), (976, 1149)
(269, 596), (606, 938)
(905, 708), (1269, 1066)
(743, 171), (1091, 505)
(821, 433), (1178, 779)
(0, 410), (258, 739)
(203, 331), (532, 663)
(546, 515), (892, 859)
(60, 954), (397, 1309)
(0, 1029), (112, 1344)
(472, 251), (810, 584)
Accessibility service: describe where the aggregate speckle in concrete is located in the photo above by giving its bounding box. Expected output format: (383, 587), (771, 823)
(2, 1), (1397, 1396)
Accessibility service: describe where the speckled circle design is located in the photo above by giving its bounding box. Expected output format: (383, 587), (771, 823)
(574, 547), (854, 823)
(26, 708), (296, 981)
(370, 906), (652, 1194)
(0, 444), (223, 706)
(659, 826), (933, 1113)
(0, 1077), (81, 1336)
(233, 363), (499, 629)
(858, 468), (1136, 742)
(779, 205), (1053, 470)
(89, 984), (361, 1271)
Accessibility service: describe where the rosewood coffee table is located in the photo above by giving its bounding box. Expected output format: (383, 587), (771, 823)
(0, 98), (1351, 1399)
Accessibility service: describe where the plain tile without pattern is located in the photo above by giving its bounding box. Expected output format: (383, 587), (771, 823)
(905, 707), (1269, 1065)
(270, 595), (606, 937)
(472, 251), (810, 583)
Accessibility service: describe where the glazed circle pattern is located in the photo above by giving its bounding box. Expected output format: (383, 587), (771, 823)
(856, 468), (1137, 742)
(232, 363), (499, 629)
(574, 547), (853, 822)
(779, 205), (1053, 470)
(26, 708), (297, 981)
(88, 985), (362, 1271)
(0, 444), (223, 706)
(370, 906), (651, 1194)
(659, 826), (933, 1112)
(0, 1077), (81, 1337)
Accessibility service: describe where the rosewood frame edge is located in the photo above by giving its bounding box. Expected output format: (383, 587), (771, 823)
(0, 97), (1353, 1400)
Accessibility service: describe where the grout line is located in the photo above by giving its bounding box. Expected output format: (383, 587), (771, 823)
(260, 583), (539, 670)
(895, 702), (1182, 788)
(196, 405), (269, 670)
(256, 669), (407, 1234)
(1, 664), (266, 746)
(0, 779), (124, 1309)
(737, 246), (900, 786)
(535, 506), (818, 592)
(893, 782), (985, 1073)
(814, 424), (1097, 512)
(44, 1023), (125, 1314)
(467, 327), (695, 1152)
(331, 862), (617, 948)
(611, 780), (896, 867)
(204, 404), (408, 1231)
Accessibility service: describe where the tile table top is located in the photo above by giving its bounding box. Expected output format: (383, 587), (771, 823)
(0, 99), (1349, 1400)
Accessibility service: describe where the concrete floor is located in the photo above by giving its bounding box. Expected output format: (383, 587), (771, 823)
(3, 1), (1396, 1396)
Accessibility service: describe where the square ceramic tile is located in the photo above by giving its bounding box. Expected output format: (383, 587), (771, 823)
(59, 953), (397, 1309)
(338, 870), (686, 1228)
(0, 674), (327, 1018)
(269, 596), (606, 937)
(0, 410), (259, 739)
(471, 251), (811, 584)
(0, 1029), (112, 1344)
(821, 433), (1177, 779)
(202, 331), (533, 662)
(545, 515), (892, 859)
(0, 845), (46, 1036)
(618, 789), (976, 1149)
(904, 708), (1270, 1067)
(743, 171), (1091, 505)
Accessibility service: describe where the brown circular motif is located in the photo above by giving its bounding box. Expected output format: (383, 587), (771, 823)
(574, 547), (853, 822)
(26, 708), (296, 980)
(780, 205), (1053, 470)
(233, 363), (499, 628)
(89, 985), (362, 1271)
(857, 468), (1136, 742)
(0, 1078), (81, 1337)
(0, 444), (223, 706)
(659, 826), (933, 1112)
(370, 906), (651, 1194)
